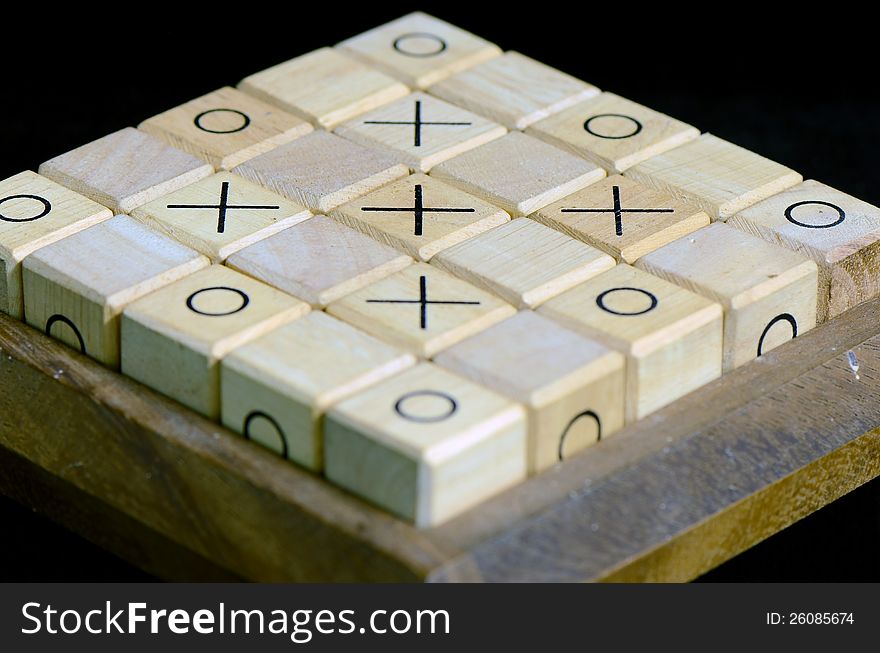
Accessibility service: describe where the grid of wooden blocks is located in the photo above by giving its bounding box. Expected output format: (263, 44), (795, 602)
(3, 12), (879, 529)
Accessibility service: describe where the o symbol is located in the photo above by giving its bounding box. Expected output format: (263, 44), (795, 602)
(757, 313), (798, 357)
(45, 314), (86, 354)
(558, 410), (602, 461)
(596, 287), (658, 316)
(784, 201), (845, 229)
(583, 114), (643, 139)
(394, 390), (457, 423)
(193, 108), (251, 134)
(0, 194), (52, 223)
(392, 32), (447, 57)
(186, 286), (250, 316)
(243, 411), (288, 458)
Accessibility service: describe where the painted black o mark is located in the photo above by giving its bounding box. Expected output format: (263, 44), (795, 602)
(193, 108), (251, 134)
(45, 314), (85, 354)
(0, 194), (52, 223)
(243, 411), (288, 458)
(784, 200), (845, 229)
(394, 390), (457, 423)
(757, 313), (798, 357)
(392, 32), (447, 57)
(584, 114), (643, 139)
(558, 410), (602, 461)
(596, 287), (658, 316)
(186, 287), (250, 316)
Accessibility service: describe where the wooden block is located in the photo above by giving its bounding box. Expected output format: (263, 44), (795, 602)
(531, 175), (710, 264)
(38, 127), (213, 213)
(430, 132), (605, 217)
(139, 86), (313, 170)
(329, 174), (509, 261)
(526, 92), (700, 173)
(326, 262), (516, 358)
(428, 51), (599, 129)
(336, 11), (502, 89)
(121, 264), (310, 419)
(434, 311), (625, 473)
(22, 216), (209, 368)
(625, 134), (803, 221)
(226, 215), (412, 308)
(431, 218), (615, 308)
(324, 361), (526, 527)
(334, 92), (506, 172)
(729, 180), (880, 322)
(232, 131), (409, 213)
(636, 223), (818, 371)
(238, 47), (410, 130)
(0, 171), (112, 319)
(130, 171), (311, 262)
(221, 311), (416, 470)
(538, 264), (723, 422)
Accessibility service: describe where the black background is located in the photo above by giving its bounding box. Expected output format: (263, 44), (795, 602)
(2, 4), (879, 581)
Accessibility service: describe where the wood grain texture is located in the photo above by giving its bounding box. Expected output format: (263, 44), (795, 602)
(624, 133), (803, 221)
(0, 171), (112, 319)
(120, 265), (310, 419)
(531, 175), (710, 264)
(526, 92), (700, 173)
(22, 216), (209, 369)
(329, 173), (509, 261)
(325, 362), (527, 527)
(435, 311), (625, 473)
(238, 48), (409, 129)
(232, 131), (410, 213)
(336, 11), (502, 89)
(728, 180), (880, 323)
(38, 127), (213, 213)
(335, 92), (506, 172)
(636, 223), (818, 371)
(429, 51), (600, 129)
(430, 132), (606, 217)
(226, 215), (412, 308)
(138, 86), (313, 170)
(221, 312), (416, 470)
(431, 218), (615, 308)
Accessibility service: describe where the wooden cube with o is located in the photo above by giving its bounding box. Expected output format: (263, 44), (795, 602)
(326, 263), (515, 358)
(38, 127), (213, 213)
(139, 86), (313, 170)
(324, 362), (526, 527)
(131, 171), (311, 262)
(539, 264), (723, 423)
(526, 92), (700, 173)
(625, 133), (802, 221)
(121, 265), (310, 419)
(728, 180), (880, 322)
(22, 216), (209, 368)
(221, 311), (416, 470)
(337, 11), (502, 89)
(432, 218), (615, 308)
(329, 173), (509, 261)
(0, 171), (112, 318)
(435, 311), (625, 473)
(531, 175), (710, 264)
(636, 223), (818, 371)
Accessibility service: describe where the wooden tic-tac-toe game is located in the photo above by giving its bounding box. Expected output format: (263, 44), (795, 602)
(2, 11), (880, 582)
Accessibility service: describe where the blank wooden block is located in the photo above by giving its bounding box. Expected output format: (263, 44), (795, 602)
(232, 131), (409, 213)
(0, 171), (112, 318)
(121, 265), (309, 419)
(430, 132), (605, 217)
(729, 180), (880, 322)
(337, 11), (502, 89)
(139, 86), (313, 170)
(238, 47), (409, 129)
(428, 51), (600, 129)
(531, 175), (710, 264)
(221, 311), (416, 470)
(526, 92), (700, 173)
(335, 92), (506, 172)
(131, 171), (311, 262)
(38, 127), (213, 213)
(539, 264), (723, 423)
(625, 134), (803, 221)
(324, 362), (526, 527)
(329, 174), (509, 261)
(435, 311), (625, 473)
(326, 262), (515, 358)
(636, 223), (818, 371)
(432, 218), (615, 308)
(226, 216), (412, 308)
(22, 216), (209, 368)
